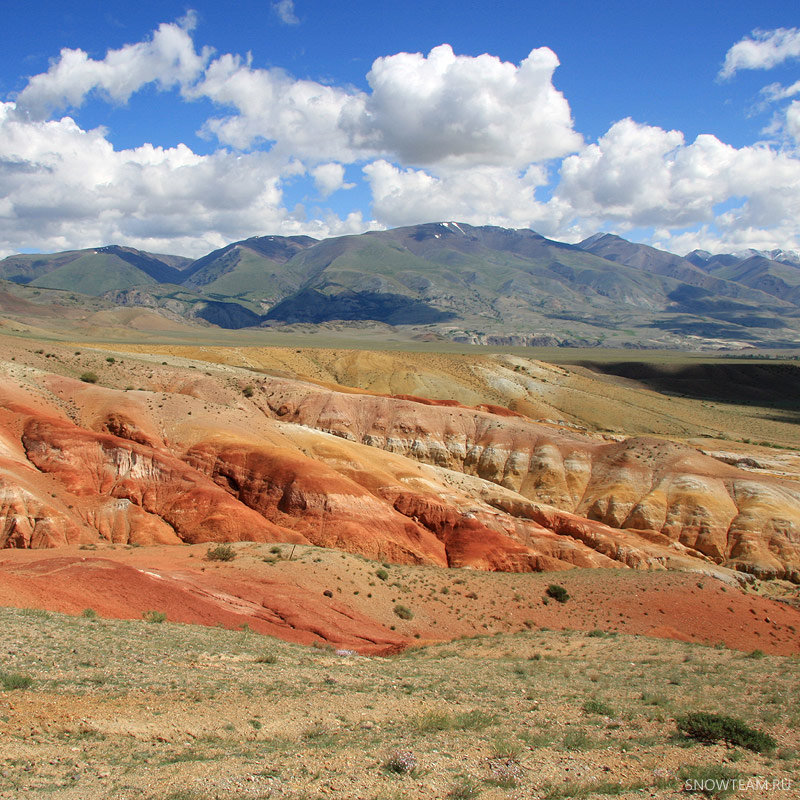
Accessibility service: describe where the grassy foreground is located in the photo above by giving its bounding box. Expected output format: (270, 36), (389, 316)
(0, 607), (797, 799)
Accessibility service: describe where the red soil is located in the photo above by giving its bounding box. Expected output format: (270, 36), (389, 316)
(0, 546), (797, 656)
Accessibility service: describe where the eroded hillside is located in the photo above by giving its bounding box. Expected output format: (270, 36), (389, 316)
(1, 335), (799, 583)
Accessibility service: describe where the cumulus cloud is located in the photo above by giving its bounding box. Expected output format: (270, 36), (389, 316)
(272, 1), (300, 25)
(720, 27), (800, 79)
(311, 162), (353, 197)
(787, 100), (800, 143)
(363, 159), (561, 232)
(350, 44), (582, 168)
(0, 101), (370, 257)
(14, 14), (209, 120)
(189, 54), (364, 161)
(552, 117), (800, 251)
(3, 15), (800, 256)
(190, 43), (581, 168)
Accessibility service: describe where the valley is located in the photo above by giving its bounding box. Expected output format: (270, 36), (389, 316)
(1, 262), (799, 798)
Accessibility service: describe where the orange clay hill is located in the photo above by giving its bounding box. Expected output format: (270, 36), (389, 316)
(0, 332), (799, 655)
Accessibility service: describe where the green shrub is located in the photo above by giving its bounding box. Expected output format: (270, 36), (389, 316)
(79, 372), (99, 384)
(583, 698), (615, 716)
(142, 610), (167, 624)
(393, 604), (414, 620)
(376, 568), (389, 581)
(414, 710), (452, 731)
(676, 712), (776, 753)
(206, 543), (236, 562)
(242, 385), (254, 398)
(678, 764), (742, 797)
(382, 750), (417, 774)
(81, 608), (98, 620)
(546, 584), (570, 603)
(0, 670), (33, 691)
(447, 777), (481, 799)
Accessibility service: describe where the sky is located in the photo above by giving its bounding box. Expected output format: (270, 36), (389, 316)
(1, 0), (799, 258)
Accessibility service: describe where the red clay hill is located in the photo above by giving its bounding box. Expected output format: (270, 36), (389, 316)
(1, 337), (799, 654)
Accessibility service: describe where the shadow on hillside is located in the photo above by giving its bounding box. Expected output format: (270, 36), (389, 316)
(577, 361), (800, 423)
(264, 289), (456, 325)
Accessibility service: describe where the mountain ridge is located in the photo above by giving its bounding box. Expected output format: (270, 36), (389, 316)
(2, 223), (800, 349)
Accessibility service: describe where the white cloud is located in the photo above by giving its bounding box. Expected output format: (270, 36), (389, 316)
(191, 43), (581, 169)
(552, 117), (800, 251)
(190, 53), (365, 161)
(311, 162), (353, 197)
(787, 100), (800, 143)
(0, 101), (368, 257)
(349, 44), (582, 168)
(14, 15), (209, 120)
(363, 159), (559, 231)
(657, 224), (800, 257)
(272, 1), (300, 26)
(720, 27), (800, 79)
(2, 17), (800, 257)
(761, 79), (800, 102)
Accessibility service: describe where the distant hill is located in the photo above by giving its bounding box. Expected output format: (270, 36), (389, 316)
(0, 245), (190, 292)
(3, 223), (800, 349)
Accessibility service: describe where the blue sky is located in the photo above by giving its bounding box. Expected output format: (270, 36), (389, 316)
(1, 0), (799, 257)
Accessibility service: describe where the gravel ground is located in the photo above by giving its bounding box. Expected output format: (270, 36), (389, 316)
(1, 606), (797, 800)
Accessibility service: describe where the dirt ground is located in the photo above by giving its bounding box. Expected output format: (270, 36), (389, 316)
(1, 604), (797, 800)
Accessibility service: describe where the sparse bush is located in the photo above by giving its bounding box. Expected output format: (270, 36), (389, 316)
(142, 610), (167, 624)
(676, 712), (776, 753)
(583, 698), (615, 716)
(546, 584), (569, 603)
(242, 385), (254, 398)
(454, 709), (496, 730)
(105, 356), (115, 364)
(679, 764), (742, 797)
(393, 604), (414, 620)
(0, 670), (33, 691)
(447, 777), (481, 799)
(414, 710), (452, 731)
(382, 750), (417, 774)
(376, 568), (389, 581)
(489, 737), (523, 761)
(81, 608), (98, 620)
(255, 653), (277, 664)
(746, 649), (765, 659)
(79, 372), (99, 384)
(487, 758), (523, 788)
(206, 543), (236, 562)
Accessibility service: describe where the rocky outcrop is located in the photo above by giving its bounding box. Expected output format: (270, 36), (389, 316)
(21, 416), (296, 546)
(2, 355), (800, 582)
(184, 440), (449, 565)
(259, 379), (800, 581)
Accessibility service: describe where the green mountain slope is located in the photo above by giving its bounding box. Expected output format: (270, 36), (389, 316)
(2, 245), (185, 295)
(3, 223), (800, 348)
(30, 253), (159, 294)
(706, 256), (800, 306)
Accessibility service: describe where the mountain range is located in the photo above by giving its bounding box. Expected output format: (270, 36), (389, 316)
(2, 222), (800, 349)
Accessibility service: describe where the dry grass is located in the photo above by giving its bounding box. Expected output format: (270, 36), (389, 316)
(0, 606), (797, 799)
